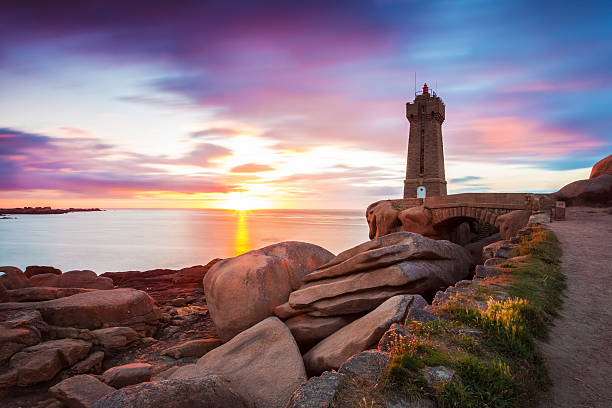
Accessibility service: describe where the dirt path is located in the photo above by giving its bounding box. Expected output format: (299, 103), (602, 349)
(539, 207), (612, 408)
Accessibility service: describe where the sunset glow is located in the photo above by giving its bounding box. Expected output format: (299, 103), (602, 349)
(0, 1), (610, 209)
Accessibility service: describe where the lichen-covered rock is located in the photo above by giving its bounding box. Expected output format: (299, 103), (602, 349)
(338, 350), (391, 382)
(92, 376), (253, 408)
(482, 240), (518, 260)
(285, 371), (345, 408)
(50, 374), (115, 408)
(171, 317), (306, 408)
(203, 241), (334, 341)
(303, 295), (413, 376)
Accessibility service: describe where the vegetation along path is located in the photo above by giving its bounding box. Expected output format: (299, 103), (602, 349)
(539, 207), (612, 408)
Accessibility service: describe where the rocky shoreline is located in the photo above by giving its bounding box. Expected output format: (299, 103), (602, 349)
(0, 207), (103, 215)
(1, 154), (609, 408)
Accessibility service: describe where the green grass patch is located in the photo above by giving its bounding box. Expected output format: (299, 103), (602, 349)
(384, 226), (564, 407)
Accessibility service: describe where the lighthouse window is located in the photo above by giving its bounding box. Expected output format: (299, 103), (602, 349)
(420, 129), (425, 174)
(421, 105), (425, 114)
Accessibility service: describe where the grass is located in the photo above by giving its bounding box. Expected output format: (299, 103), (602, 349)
(382, 225), (565, 407)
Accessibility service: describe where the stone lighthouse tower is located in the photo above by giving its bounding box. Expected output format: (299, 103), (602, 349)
(403, 83), (447, 198)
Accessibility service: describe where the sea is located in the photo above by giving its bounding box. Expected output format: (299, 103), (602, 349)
(0, 209), (370, 273)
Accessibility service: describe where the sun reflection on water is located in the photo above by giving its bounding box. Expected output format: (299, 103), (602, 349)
(233, 210), (251, 256)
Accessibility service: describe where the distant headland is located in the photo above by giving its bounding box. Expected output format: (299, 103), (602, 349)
(0, 206), (103, 215)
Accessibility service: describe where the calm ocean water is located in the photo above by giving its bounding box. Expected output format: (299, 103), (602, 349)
(0, 209), (369, 273)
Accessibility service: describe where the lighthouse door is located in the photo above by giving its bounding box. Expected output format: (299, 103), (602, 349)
(417, 186), (426, 198)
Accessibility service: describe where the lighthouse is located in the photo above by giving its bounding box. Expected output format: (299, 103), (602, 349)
(403, 83), (447, 198)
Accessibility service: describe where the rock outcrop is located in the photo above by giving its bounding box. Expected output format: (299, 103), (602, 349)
(93, 376), (253, 408)
(50, 374), (116, 408)
(554, 174), (612, 207)
(58, 270), (114, 290)
(0, 288), (161, 336)
(162, 338), (222, 359)
(590, 154), (612, 179)
(302, 295), (414, 376)
(366, 200), (401, 239)
(25, 265), (62, 278)
(203, 241), (334, 341)
(0, 266), (31, 289)
(101, 260), (221, 304)
(101, 363), (152, 388)
(397, 206), (438, 238)
(288, 233), (470, 312)
(496, 210), (531, 240)
(171, 317), (306, 408)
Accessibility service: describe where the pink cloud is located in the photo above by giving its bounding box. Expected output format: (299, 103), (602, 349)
(447, 116), (605, 159)
(230, 163), (274, 173)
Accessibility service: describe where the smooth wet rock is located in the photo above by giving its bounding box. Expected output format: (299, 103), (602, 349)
(92, 327), (139, 349)
(203, 241), (334, 341)
(50, 374), (115, 408)
(0, 266), (30, 289)
(171, 317), (306, 408)
(162, 338), (222, 359)
(303, 295), (413, 376)
(25, 265), (62, 278)
(92, 376), (253, 408)
(101, 363), (152, 388)
(0, 288), (161, 336)
(285, 371), (345, 408)
(60, 270), (114, 290)
(496, 210), (531, 240)
(285, 314), (359, 352)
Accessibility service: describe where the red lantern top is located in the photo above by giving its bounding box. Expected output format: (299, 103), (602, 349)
(422, 83), (429, 94)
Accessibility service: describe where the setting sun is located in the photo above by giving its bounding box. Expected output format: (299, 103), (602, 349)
(220, 192), (270, 211)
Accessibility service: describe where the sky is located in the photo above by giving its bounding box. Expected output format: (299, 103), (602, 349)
(0, 0), (610, 210)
